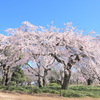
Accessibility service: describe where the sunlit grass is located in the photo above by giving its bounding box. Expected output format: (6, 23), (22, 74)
(0, 85), (100, 98)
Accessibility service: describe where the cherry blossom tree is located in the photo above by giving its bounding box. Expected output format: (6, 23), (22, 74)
(70, 70), (86, 85)
(79, 63), (100, 85)
(0, 32), (31, 86)
(5, 21), (100, 89)
(24, 55), (55, 87)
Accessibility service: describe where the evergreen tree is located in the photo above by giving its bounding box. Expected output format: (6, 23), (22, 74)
(11, 67), (26, 85)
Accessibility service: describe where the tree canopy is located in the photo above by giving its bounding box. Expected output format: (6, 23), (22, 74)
(0, 21), (100, 89)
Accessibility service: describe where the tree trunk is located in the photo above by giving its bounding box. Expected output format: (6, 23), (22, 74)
(42, 69), (48, 86)
(2, 64), (6, 86)
(61, 69), (71, 89)
(38, 76), (42, 87)
(2, 65), (11, 86)
(77, 79), (79, 85)
(87, 79), (92, 85)
(5, 66), (11, 86)
(37, 64), (42, 88)
(43, 78), (46, 86)
(50, 53), (73, 90)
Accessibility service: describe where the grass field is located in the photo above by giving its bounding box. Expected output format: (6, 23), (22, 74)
(0, 84), (100, 98)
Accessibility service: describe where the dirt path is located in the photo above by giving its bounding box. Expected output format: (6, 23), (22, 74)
(0, 92), (100, 100)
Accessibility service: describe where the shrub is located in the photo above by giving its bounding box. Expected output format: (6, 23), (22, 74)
(33, 87), (42, 93)
(0, 85), (8, 90)
(62, 90), (85, 97)
(42, 88), (52, 93)
(47, 83), (59, 87)
(9, 81), (16, 86)
(9, 86), (17, 91)
(47, 83), (61, 90)
(42, 88), (59, 94)
(16, 86), (25, 91)
(50, 90), (59, 94)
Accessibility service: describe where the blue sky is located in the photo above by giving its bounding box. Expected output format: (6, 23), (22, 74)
(0, 0), (100, 35)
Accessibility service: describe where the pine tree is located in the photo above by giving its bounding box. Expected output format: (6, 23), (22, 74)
(11, 67), (26, 85)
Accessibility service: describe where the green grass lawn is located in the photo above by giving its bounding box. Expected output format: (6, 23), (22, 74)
(0, 84), (100, 98)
